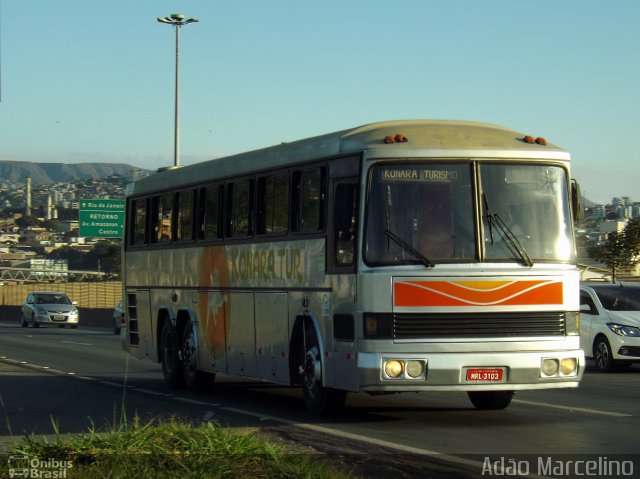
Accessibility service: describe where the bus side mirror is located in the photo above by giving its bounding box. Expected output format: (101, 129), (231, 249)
(571, 178), (584, 225)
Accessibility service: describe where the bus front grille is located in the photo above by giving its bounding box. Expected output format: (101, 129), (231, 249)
(393, 312), (566, 339)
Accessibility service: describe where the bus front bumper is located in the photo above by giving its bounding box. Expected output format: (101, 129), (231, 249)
(355, 349), (585, 392)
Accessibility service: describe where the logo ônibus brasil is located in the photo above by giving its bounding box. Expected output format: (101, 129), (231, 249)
(7, 455), (73, 478)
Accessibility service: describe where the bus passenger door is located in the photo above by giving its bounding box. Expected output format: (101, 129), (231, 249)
(255, 292), (289, 383)
(226, 292), (257, 377)
(326, 178), (359, 391)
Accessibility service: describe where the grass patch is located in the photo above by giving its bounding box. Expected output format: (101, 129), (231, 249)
(6, 417), (355, 478)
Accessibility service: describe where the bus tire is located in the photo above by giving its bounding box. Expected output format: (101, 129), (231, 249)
(181, 321), (215, 392)
(301, 325), (346, 415)
(160, 321), (185, 388)
(468, 391), (514, 410)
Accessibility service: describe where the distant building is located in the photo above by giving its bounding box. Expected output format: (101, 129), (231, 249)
(613, 196), (632, 207)
(590, 205), (606, 220)
(0, 233), (20, 244)
(615, 205), (633, 219)
(600, 219), (628, 235)
(57, 220), (79, 233)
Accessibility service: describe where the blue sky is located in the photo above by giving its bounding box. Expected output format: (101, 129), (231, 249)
(0, 1), (638, 205)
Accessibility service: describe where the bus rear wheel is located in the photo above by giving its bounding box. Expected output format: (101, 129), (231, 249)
(467, 391), (514, 410)
(161, 321), (185, 388)
(300, 326), (346, 415)
(180, 321), (215, 392)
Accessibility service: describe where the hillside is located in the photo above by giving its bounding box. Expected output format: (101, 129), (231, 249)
(0, 161), (147, 185)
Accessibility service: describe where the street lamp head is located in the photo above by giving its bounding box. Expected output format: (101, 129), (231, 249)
(157, 13), (198, 26)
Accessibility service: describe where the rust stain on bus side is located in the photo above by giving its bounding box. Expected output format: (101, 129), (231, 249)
(199, 246), (228, 356)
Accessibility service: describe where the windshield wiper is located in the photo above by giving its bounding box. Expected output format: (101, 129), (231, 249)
(483, 194), (533, 267)
(384, 228), (434, 268)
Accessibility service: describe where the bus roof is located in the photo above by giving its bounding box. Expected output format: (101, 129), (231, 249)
(128, 120), (569, 196)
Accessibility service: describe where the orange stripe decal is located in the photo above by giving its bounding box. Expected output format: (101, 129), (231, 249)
(394, 280), (563, 307)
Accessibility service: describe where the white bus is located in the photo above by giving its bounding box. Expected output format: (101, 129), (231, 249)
(122, 120), (585, 414)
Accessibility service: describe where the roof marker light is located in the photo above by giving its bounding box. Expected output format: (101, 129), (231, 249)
(535, 137), (547, 145)
(384, 134), (408, 144)
(523, 136), (535, 144)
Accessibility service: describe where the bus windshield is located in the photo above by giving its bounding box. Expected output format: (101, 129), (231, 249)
(365, 163), (475, 265)
(481, 163), (574, 263)
(364, 162), (574, 265)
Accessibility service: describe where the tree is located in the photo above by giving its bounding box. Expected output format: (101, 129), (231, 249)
(588, 219), (640, 283)
(93, 240), (122, 277)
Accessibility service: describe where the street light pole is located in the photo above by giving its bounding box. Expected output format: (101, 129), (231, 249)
(157, 13), (198, 168)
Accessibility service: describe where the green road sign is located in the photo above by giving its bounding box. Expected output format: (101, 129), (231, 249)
(79, 198), (125, 238)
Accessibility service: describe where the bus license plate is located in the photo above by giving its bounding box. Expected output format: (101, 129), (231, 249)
(466, 368), (504, 382)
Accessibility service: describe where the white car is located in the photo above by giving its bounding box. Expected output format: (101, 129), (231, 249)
(21, 291), (79, 329)
(579, 283), (640, 371)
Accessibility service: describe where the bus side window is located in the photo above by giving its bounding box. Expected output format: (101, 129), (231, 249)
(130, 198), (147, 246)
(333, 183), (358, 266)
(292, 166), (326, 233)
(175, 189), (195, 242)
(257, 172), (289, 235)
(151, 193), (173, 244)
(199, 184), (222, 240)
(228, 180), (254, 238)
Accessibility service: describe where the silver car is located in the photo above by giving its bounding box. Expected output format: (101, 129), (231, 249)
(21, 291), (79, 329)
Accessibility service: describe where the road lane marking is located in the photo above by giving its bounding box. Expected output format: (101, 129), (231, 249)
(100, 380), (127, 388)
(174, 397), (212, 406)
(60, 340), (93, 346)
(513, 398), (631, 417)
(132, 388), (171, 397)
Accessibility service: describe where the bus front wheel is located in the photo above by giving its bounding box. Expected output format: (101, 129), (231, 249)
(300, 327), (346, 415)
(161, 321), (185, 388)
(467, 391), (514, 410)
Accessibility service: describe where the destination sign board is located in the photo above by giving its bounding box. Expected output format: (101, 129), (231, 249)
(78, 198), (125, 238)
(380, 167), (460, 182)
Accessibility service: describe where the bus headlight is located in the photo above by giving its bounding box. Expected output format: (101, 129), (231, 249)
(384, 360), (403, 378)
(382, 359), (427, 379)
(541, 358), (559, 377)
(560, 358), (577, 376)
(405, 360), (425, 378)
(541, 357), (579, 378)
